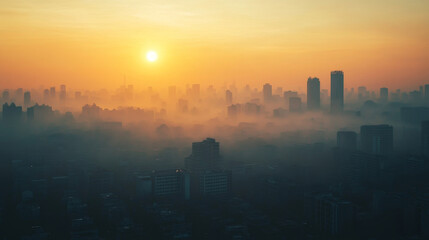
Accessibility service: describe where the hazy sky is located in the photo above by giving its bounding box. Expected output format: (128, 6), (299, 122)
(1, 0), (429, 91)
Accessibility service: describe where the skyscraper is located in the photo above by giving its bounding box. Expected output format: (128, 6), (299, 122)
(2, 90), (9, 102)
(331, 71), (344, 113)
(50, 87), (56, 99)
(360, 125), (393, 155)
(225, 90), (233, 105)
(43, 89), (50, 102)
(24, 91), (31, 107)
(307, 77), (320, 110)
(380, 88), (388, 102)
(263, 83), (272, 103)
(60, 84), (66, 101)
(185, 138), (220, 172)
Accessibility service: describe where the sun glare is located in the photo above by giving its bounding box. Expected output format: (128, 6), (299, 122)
(146, 51), (158, 62)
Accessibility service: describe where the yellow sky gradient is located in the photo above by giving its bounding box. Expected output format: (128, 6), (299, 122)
(1, 0), (429, 91)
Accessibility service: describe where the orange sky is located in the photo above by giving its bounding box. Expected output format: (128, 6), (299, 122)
(1, 0), (429, 92)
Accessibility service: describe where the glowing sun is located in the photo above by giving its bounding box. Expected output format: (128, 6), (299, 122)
(146, 51), (158, 62)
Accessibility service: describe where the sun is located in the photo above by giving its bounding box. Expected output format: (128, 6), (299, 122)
(146, 51), (158, 62)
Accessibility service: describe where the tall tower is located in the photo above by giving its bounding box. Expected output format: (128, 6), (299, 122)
(307, 77), (320, 110)
(185, 138), (220, 172)
(380, 88), (388, 102)
(60, 84), (66, 101)
(24, 91), (31, 108)
(263, 83), (272, 103)
(225, 90), (233, 105)
(331, 71), (344, 113)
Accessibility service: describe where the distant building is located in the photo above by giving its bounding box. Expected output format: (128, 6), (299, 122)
(273, 107), (287, 118)
(74, 91), (82, 100)
(289, 97), (302, 112)
(337, 131), (357, 151)
(263, 83), (272, 103)
(2, 103), (22, 123)
(422, 121), (429, 156)
(283, 91), (298, 106)
(27, 104), (54, 121)
(24, 91), (31, 108)
(331, 71), (344, 113)
(227, 104), (241, 118)
(43, 89), (50, 102)
(191, 170), (231, 198)
(307, 77), (320, 110)
(50, 87), (56, 98)
(380, 88), (388, 102)
(225, 90), (233, 105)
(2, 90), (10, 102)
(152, 169), (190, 200)
(360, 125), (393, 155)
(185, 138), (220, 172)
(60, 84), (66, 101)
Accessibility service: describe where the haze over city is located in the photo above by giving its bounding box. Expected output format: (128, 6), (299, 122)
(1, 1), (429, 240)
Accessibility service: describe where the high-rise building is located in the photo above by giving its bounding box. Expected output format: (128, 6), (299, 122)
(289, 97), (302, 112)
(151, 169), (190, 200)
(2, 90), (10, 102)
(360, 125), (393, 155)
(2, 103), (22, 123)
(191, 170), (231, 198)
(225, 90), (233, 105)
(50, 87), (56, 99)
(422, 121), (429, 156)
(24, 91), (31, 107)
(331, 71), (344, 113)
(337, 131), (357, 151)
(307, 77), (320, 110)
(43, 89), (50, 102)
(284, 91), (298, 106)
(60, 84), (66, 101)
(185, 138), (220, 172)
(263, 83), (272, 103)
(380, 88), (388, 102)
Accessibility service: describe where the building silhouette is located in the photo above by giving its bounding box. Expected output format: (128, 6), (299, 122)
(263, 83), (272, 103)
(225, 90), (233, 105)
(60, 84), (66, 101)
(2, 102), (22, 123)
(360, 125), (393, 155)
(2, 90), (10, 102)
(331, 71), (344, 113)
(43, 89), (50, 102)
(49, 87), (56, 99)
(24, 91), (31, 108)
(307, 77), (320, 110)
(289, 97), (302, 112)
(185, 138), (220, 172)
(380, 88), (388, 102)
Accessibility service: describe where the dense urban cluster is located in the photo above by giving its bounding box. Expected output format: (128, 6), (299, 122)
(1, 71), (429, 239)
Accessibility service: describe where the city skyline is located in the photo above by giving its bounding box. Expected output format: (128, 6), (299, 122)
(1, 1), (429, 90)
